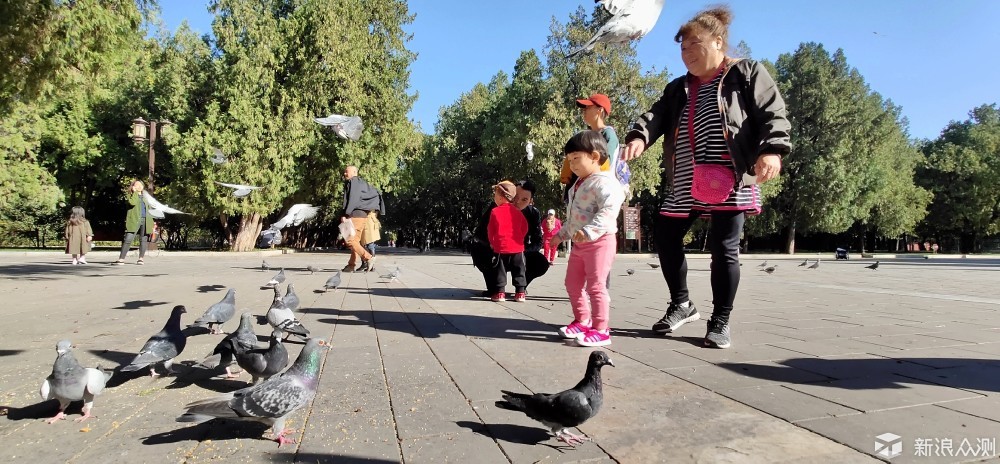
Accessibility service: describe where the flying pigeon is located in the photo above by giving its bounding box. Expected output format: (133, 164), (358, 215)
(567, 0), (667, 58)
(525, 141), (535, 161)
(235, 330), (289, 385)
(306, 265), (320, 275)
(808, 259), (820, 270)
(265, 287), (310, 340)
(121, 305), (188, 377)
(210, 147), (228, 164)
(798, 259), (809, 267)
(314, 114), (364, 141)
(647, 263), (660, 269)
(270, 204), (320, 231)
(626, 268), (635, 276)
(761, 265), (778, 274)
(496, 350), (614, 446)
(265, 269), (286, 288)
(283, 283), (300, 312)
(262, 260), (270, 271)
(215, 181), (263, 198)
(379, 267), (401, 282)
(141, 191), (188, 218)
(195, 312), (259, 379)
(39, 340), (113, 424)
(176, 338), (329, 446)
(190, 288), (236, 334)
(757, 261), (768, 268)
(322, 271), (342, 292)
(866, 261), (880, 270)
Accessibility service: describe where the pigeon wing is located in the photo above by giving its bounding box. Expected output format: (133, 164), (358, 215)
(84, 367), (108, 396)
(232, 375), (313, 419)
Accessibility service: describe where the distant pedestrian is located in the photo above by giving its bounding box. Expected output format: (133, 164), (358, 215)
(340, 166), (383, 273)
(487, 181), (528, 302)
(552, 131), (625, 347)
(64, 207), (93, 265)
(542, 209), (563, 264)
(116, 180), (154, 265)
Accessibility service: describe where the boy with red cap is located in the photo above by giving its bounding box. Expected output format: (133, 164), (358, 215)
(487, 180), (529, 302)
(560, 94), (621, 196)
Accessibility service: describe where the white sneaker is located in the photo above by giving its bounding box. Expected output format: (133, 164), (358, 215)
(79, 258), (88, 264)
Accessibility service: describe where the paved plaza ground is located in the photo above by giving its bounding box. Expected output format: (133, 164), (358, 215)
(1, 248), (999, 463)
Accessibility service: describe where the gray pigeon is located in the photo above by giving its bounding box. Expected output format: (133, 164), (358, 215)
(808, 259), (820, 269)
(266, 287), (310, 340)
(798, 259), (809, 267)
(322, 271), (342, 292)
(306, 265), (320, 275)
(265, 269), (286, 288)
(39, 340), (113, 424)
(121, 305), (188, 377)
(215, 181), (262, 198)
(379, 267), (401, 282)
(757, 260), (768, 268)
(866, 261), (880, 270)
(210, 147), (228, 164)
(195, 312), (259, 379)
(496, 350), (614, 446)
(270, 204), (320, 230)
(261, 260), (270, 272)
(235, 330), (289, 385)
(176, 338), (330, 446)
(190, 288), (236, 334)
(283, 283), (300, 311)
(761, 264), (778, 274)
(567, 0), (666, 58)
(314, 114), (364, 141)
(626, 268), (635, 276)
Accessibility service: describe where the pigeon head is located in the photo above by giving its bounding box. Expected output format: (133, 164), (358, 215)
(588, 350), (615, 369)
(56, 339), (74, 354)
(287, 283), (295, 293)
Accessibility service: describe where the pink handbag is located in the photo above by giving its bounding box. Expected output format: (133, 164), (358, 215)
(691, 163), (736, 204)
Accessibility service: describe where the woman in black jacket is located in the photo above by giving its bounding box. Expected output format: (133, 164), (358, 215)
(621, 5), (791, 349)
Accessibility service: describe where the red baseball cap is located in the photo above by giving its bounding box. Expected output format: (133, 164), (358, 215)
(576, 93), (612, 116)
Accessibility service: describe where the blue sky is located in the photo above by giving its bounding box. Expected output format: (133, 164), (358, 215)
(160, 0), (999, 140)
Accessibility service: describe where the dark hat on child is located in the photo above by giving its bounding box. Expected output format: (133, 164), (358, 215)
(493, 181), (517, 202)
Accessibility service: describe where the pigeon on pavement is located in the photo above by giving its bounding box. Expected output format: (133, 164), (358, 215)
(757, 261), (768, 268)
(379, 267), (401, 282)
(266, 287), (310, 340)
(322, 271), (342, 292)
(39, 340), (113, 424)
(798, 259), (809, 267)
(647, 263), (660, 269)
(261, 260), (270, 272)
(314, 114), (364, 141)
(808, 259), (820, 269)
(283, 283), (300, 311)
(761, 265), (778, 274)
(567, 0), (667, 58)
(265, 269), (286, 288)
(306, 265), (319, 275)
(176, 338), (329, 447)
(190, 288), (236, 334)
(121, 305), (187, 377)
(626, 268), (635, 276)
(141, 191), (188, 218)
(496, 350), (614, 446)
(866, 261), (880, 270)
(195, 312), (259, 379)
(215, 181), (262, 198)
(235, 330), (289, 385)
(269, 204), (320, 231)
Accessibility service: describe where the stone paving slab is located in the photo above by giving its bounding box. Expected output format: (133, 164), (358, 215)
(2, 251), (1000, 462)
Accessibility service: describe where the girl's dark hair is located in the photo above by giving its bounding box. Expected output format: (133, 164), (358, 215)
(564, 130), (609, 164)
(68, 206), (86, 226)
(516, 179), (536, 196)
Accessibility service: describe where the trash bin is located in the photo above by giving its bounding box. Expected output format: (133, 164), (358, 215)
(835, 248), (849, 260)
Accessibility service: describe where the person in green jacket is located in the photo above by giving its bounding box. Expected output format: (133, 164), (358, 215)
(115, 180), (155, 265)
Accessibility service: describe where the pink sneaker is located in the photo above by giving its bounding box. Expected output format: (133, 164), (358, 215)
(513, 292), (526, 302)
(576, 329), (611, 347)
(558, 321), (591, 339)
(491, 292), (506, 302)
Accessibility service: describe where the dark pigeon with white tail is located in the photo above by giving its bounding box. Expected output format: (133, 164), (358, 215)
(190, 288), (236, 334)
(121, 305), (187, 377)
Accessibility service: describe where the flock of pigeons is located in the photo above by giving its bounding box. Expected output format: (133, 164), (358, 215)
(756, 259), (882, 274)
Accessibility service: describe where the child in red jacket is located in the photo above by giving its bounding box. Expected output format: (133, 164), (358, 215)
(487, 181), (529, 302)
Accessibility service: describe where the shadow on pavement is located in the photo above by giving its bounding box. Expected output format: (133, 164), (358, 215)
(718, 357), (1000, 392)
(273, 454), (399, 464)
(196, 284), (226, 293)
(313, 307), (564, 343)
(457, 420), (552, 445)
(112, 299), (170, 310)
(142, 418), (270, 445)
(0, 349), (25, 357)
(0, 399), (68, 421)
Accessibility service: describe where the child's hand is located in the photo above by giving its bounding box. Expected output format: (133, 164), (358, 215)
(571, 230), (588, 243)
(86, 236), (92, 242)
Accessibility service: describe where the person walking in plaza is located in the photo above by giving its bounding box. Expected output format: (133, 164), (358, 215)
(487, 181), (529, 302)
(542, 209), (562, 264)
(340, 165), (383, 273)
(360, 209), (382, 258)
(621, 6), (791, 348)
(64, 207), (93, 265)
(552, 131), (625, 347)
(116, 180), (154, 265)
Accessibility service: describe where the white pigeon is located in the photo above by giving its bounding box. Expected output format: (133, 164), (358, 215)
(567, 0), (667, 58)
(314, 114), (364, 141)
(270, 204), (320, 230)
(525, 141), (535, 161)
(215, 181), (263, 198)
(210, 147), (228, 164)
(142, 191), (188, 218)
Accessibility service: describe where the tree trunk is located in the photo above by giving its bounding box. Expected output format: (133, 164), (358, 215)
(230, 213), (263, 252)
(784, 223), (796, 254)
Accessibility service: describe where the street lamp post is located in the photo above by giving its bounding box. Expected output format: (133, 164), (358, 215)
(131, 117), (172, 192)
